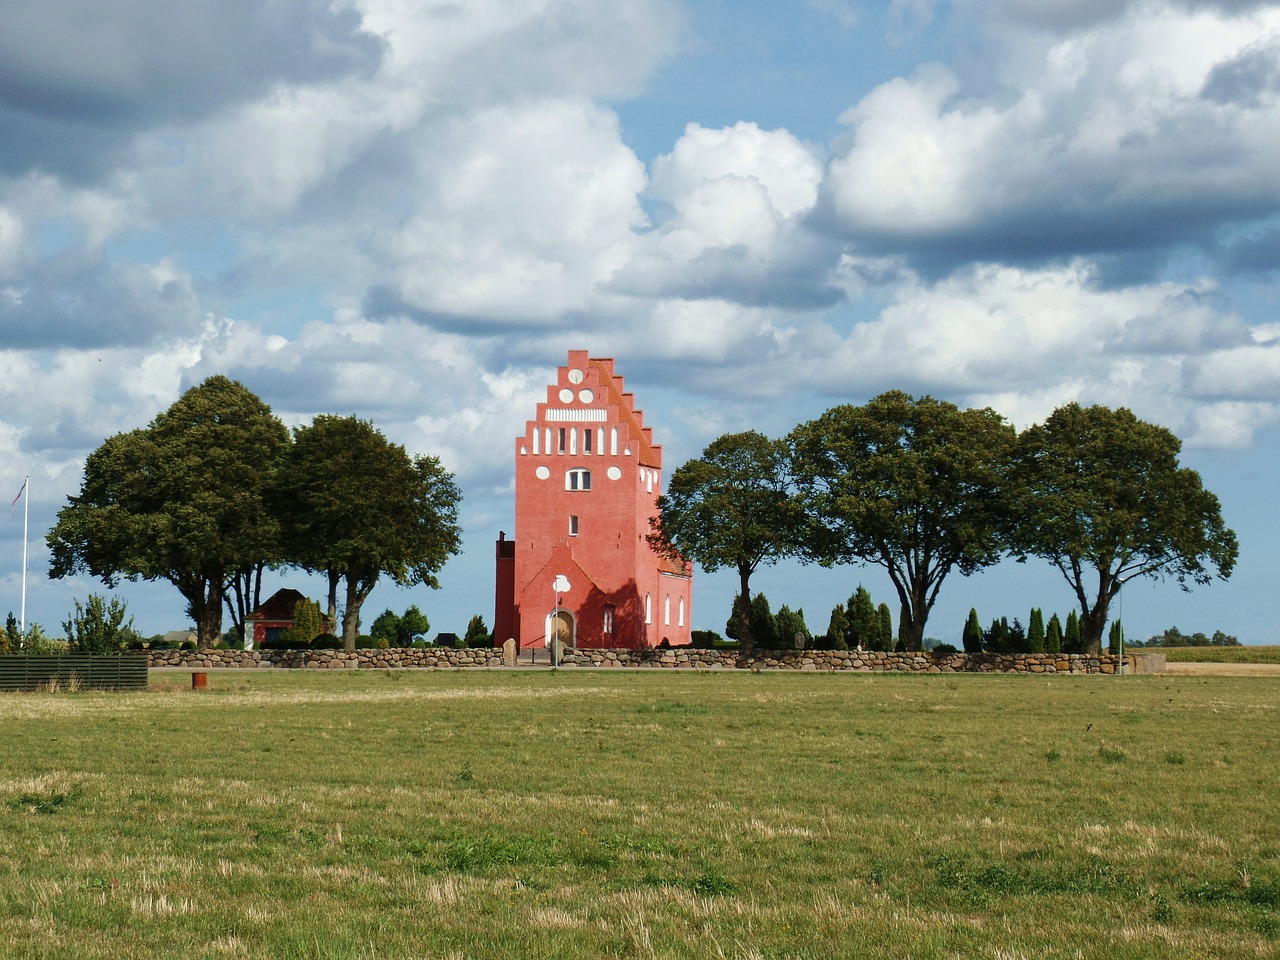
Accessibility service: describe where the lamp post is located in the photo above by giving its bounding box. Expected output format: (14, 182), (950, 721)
(551, 575), (571, 668)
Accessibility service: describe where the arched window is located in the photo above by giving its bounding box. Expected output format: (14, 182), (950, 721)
(678, 596), (685, 627)
(569, 429), (578, 455)
(566, 469), (591, 491)
(664, 594), (671, 625)
(644, 593), (652, 624)
(610, 427), (618, 456)
(532, 428), (540, 455)
(603, 605), (615, 634)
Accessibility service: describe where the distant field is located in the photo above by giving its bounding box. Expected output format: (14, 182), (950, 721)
(1159, 645), (1280, 664)
(2, 670), (1279, 959)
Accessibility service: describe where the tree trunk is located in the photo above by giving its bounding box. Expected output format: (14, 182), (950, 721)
(326, 567), (340, 634)
(1081, 603), (1108, 657)
(342, 576), (361, 652)
(195, 578), (223, 649)
(737, 563), (754, 657)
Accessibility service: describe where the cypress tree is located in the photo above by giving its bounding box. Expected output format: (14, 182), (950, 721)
(776, 605), (810, 649)
(1108, 620), (1124, 655)
(877, 603), (894, 651)
(962, 608), (983, 653)
(750, 592), (778, 648)
(826, 604), (849, 650)
(1045, 613), (1063, 654)
(291, 598), (323, 645)
(1064, 610), (1083, 653)
(725, 594), (749, 640)
(846, 586), (878, 650)
(1027, 608), (1045, 653)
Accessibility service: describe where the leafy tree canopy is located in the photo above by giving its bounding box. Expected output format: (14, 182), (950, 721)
(275, 415), (461, 650)
(48, 376), (289, 647)
(790, 392), (1015, 650)
(1012, 403), (1237, 654)
(650, 431), (801, 654)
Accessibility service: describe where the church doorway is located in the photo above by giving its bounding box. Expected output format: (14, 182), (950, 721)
(546, 610), (575, 651)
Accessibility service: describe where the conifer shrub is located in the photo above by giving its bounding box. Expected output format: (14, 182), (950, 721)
(1027, 608), (1045, 653)
(1045, 614), (1063, 654)
(962, 609), (984, 653)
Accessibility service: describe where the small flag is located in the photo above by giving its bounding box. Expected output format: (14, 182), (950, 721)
(10, 477), (26, 517)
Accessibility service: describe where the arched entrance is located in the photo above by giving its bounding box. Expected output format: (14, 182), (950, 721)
(545, 610), (575, 650)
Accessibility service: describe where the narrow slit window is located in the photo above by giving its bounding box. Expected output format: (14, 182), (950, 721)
(583, 428), (592, 454)
(558, 428), (566, 453)
(569, 515), (579, 536)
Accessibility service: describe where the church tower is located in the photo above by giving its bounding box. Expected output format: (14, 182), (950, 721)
(494, 350), (693, 649)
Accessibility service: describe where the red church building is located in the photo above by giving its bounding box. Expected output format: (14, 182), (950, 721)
(494, 350), (693, 650)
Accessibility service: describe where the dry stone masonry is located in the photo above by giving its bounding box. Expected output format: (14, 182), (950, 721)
(149, 647), (1160, 673)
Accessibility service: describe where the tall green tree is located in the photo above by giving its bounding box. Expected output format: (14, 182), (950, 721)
(750, 592), (778, 649)
(1064, 610), (1083, 654)
(825, 604), (849, 650)
(1027, 608), (1045, 653)
(1012, 403), (1237, 655)
(775, 605), (811, 649)
(464, 615), (490, 647)
(846, 585), (878, 650)
(649, 431), (801, 655)
(276, 415), (461, 651)
(790, 392), (1015, 650)
(962, 608), (983, 653)
(876, 603), (894, 651)
(291, 598), (324, 645)
(1045, 613), (1063, 654)
(48, 377), (289, 647)
(1108, 620), (1124, 656)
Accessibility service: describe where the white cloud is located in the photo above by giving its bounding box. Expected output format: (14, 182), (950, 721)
(807, 0), (862, 29)
(827, 3), (1280, 257)
(387, 98), (648, 322)
(807, 261), (1270, 446)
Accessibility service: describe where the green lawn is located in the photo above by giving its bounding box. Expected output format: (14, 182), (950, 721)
(2, 670), (1277, 958)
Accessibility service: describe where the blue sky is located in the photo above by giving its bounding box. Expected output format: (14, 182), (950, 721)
(2, 0), (1279, 644)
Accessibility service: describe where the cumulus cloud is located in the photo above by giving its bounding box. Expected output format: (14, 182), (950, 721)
(613, 122), (841, 307)
(827, 2), (1280, 273)
(0, 0), (383, 181)
(803, 261), (1271, 447)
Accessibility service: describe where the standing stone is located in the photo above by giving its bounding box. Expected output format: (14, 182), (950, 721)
(502, 637), (517, 667)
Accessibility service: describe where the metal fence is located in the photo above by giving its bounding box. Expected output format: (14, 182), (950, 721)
(0, 654), (149, 692)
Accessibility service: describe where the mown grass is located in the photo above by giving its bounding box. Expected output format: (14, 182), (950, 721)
(1160, 645), (1280, 664)
(2, 669), (1278, 958)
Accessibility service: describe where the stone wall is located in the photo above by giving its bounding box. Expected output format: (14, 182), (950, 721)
(147, 647), (504, 670)
(558, 648), (1140, 673)
(149, 646), (1153, 674)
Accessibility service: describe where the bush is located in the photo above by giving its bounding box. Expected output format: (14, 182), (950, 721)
(63, 593), (137, 654)
(311, 633), (342, 650)
(18, 624), (68, 655)
(148, 639), (174, 650)
(179, 640), (197, 651)
(932, 643), (959, 654)
(691, 629), (723, 649)
(467, 633), (493, 648)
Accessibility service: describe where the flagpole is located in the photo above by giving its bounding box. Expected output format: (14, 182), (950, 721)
(20, 475), (28, 634)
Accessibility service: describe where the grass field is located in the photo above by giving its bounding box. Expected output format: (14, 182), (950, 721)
(2, 670), (1278, 959)
(1160, 645), (1280, 664)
